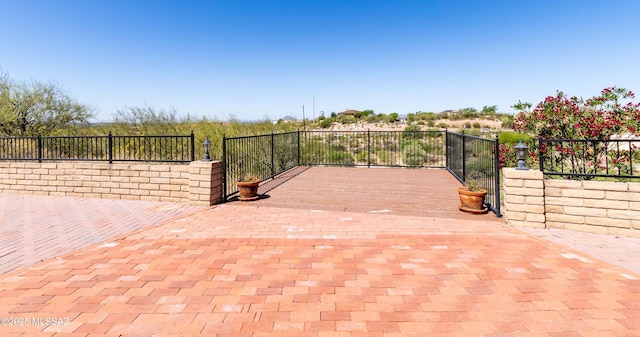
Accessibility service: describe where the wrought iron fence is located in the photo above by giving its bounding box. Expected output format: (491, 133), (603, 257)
(222, 132), (300, 199)
(222, 130), (502, 217)
(300, 130), (446, 168)
(0, 133), (195, 163)
(539, 137), (640, 179)
(446, 131), (501, 216)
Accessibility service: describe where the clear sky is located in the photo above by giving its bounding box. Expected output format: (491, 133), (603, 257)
(1, 0), (639, 122)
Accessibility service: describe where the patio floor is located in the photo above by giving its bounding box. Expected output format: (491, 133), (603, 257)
(1, 166), (640, 336)
(233, 166), (502, 221)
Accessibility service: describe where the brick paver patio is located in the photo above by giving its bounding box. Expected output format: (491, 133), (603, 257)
(0, 194), (206, 275)
(1, 167), (639, 336)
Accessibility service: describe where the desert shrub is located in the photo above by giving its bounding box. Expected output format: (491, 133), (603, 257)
(328, 150), (354, 166)
(356, 151), (368, 164)
(401, 139), (430, 168)
(402, 125), (422, 139)
(375, 150), (389, 164)
(498, 131), (533, 146)
(301, 140), (326, 165)
(319, 118), (332, 128)
(466, 159), (494, 177)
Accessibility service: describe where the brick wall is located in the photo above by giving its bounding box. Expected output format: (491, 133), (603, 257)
(0, 161), (223, 206)
(503, 168), (640, 237)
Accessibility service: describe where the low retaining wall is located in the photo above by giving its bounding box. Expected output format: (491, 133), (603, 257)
(0, 161), (223, 206)
(503, 168), (640, 237)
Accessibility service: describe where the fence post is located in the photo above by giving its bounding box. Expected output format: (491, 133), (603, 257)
(108, 132), (113, 164)
(190, 131), (195, 162)
(445, 131), (449, 170)
(538, 136), (543, 172)
(222, 134), (227, 202)
(493, 134), (502, 217)
(271, 132), (275, 178)
(297, 130), (301, 166)
(367, 129), (371, 168)
(37, 133), (43, 163)
(461, 131), (466, 182)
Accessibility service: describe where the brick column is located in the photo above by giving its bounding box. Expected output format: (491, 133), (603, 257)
(502, 168), (545, 228)
(189, 161), (224, 206)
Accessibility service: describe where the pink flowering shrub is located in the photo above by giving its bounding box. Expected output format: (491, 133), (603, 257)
(504, 87), (640, 175)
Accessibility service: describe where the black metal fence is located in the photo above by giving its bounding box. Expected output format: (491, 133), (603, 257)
(300, 130), (446, 167)
(223, 130), (501, 217)
(539, 137), (640, 179)
(222, 132), (300, 199)
(0, 132), (195, 163)
(446, 132), (501, 216)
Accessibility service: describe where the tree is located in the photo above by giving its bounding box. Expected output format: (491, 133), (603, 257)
(459, 107), (478, 118)
(389, 112), (399, 123)
(113, 105), (181, 135)
(481, 105), (497, 118)
(360, 109), (375, 117)
(0, 71), (93, 136)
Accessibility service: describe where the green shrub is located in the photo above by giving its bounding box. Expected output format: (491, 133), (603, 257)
(319, 118), (332, 128)
(402, 146), (427, 168)
(401, 139), (430, 168)
(375, 150), (389, 164)
(402, 125), (422, 139)
(300, 140), (326, 165)
(498, 131), (533, 145)
(328, 151), (354, 166)
(356, 151), (369, 164)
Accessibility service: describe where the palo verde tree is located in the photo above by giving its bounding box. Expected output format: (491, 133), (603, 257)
(0, 71), (93, 136)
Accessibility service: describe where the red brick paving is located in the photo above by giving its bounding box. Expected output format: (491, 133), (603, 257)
(0, 194), (206, 275)
(1, 167), (640, 336)
(1, 202), (639, 336)
(242, 167), (502, 221)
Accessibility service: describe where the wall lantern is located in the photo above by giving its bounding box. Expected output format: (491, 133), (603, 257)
(202, 138), (212, 162)
(514, 140), (528, 170)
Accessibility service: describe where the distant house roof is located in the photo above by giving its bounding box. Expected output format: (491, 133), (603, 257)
(338, 109), (361, 115)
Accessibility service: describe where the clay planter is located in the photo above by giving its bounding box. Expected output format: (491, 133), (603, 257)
(237, 181), (260, 201)
(457, 187), (488, 214)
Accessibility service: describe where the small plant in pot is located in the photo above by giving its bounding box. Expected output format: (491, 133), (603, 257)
(237, 173), (260, 201)
(458, 172), (488, 214)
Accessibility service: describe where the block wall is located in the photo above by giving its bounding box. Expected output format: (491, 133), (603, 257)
(0, 161), (223, 206)
(502, 168), (640, 237)
(502, 168), (546, 228)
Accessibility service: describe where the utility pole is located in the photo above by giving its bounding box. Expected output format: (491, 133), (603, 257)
(302, 104), (306, 130)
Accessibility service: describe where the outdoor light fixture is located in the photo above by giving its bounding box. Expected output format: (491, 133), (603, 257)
(514, 140), (528, 170)
(202, 138), (212, 162)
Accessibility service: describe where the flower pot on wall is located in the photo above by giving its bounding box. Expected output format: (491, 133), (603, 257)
(237, 181), (260, 201)
(458, 187), (488, 214)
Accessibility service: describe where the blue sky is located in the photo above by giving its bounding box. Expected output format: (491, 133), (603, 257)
(1, 0), (639, 122)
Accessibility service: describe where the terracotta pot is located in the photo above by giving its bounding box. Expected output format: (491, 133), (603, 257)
(458, 187), (487, 213)
(237, 181), (259, 201)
